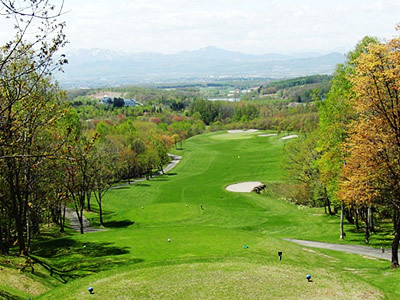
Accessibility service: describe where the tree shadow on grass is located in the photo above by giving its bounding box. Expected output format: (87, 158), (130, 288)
(113, 186), (131, 190)
(135, 183), (150, 187)
(166, 172), (177, 176)
(345, 227), (393, 247)
(88, 207), (113, 216)
(104, 220), (135, 228)
(0, 289), (18, 300)
(30, 237), (143, 284)
(151, 178), (168, 182)
(33, 238), (130, 258)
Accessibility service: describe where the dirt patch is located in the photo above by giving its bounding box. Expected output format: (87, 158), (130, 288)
(226, 181), (262, 193)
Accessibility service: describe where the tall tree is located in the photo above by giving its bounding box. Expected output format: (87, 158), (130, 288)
(318, 36), (378, 239)
(0, 66), (65, 254)
(0, 0), (67, 255)
(339, 36), (400, 267)
(92, 141), (120, 226)
(62, 132), (98, 234)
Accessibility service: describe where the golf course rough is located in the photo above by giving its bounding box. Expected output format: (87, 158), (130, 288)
(30, 131), (395, 299)
(38, 262), (382, 299)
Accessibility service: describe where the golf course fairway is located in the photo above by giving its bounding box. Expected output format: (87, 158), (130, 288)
(26, 131), (400, 299)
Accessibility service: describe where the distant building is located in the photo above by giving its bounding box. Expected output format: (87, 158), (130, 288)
(100, 96), (137, 107)
(124, 99), (136, 107)
(101, 96), (112, 105)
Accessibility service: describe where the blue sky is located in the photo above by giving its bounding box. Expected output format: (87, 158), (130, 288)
(1, 0), (400, 54)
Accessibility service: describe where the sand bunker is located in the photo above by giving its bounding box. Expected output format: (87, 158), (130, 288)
(227, 129), (258, 134)
(226, 181), (262, 193)
(258, 133), (277, 137)
(281, 135), (298, 140)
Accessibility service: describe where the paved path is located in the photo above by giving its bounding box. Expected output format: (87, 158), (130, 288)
(283, 238), (391, 261)
(110, 154), (182, 189)
(163, 154), (182, 173)
(65, 207), (104, 233)
(65, 154), (182, 232)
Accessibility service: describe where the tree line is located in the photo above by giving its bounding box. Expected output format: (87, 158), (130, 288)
(0, 0), (195, 256)
(283, 33), (400, 268)
(189, 98), (319, 133)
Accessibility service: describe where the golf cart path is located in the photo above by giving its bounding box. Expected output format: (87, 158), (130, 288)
(283, 238), (391, 261)
(65, 154), (182, 232)
(65, 207), (104, 233)
(110, 154), (182, 189)
(163, 154), (182, 173)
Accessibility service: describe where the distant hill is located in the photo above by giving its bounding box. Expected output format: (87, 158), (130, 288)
(57, 47), (345, 88)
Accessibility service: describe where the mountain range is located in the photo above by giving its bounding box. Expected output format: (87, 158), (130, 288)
(57, 46), (345, 88)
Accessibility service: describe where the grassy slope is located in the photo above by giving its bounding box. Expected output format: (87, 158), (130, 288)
(3, 131), (399, 299)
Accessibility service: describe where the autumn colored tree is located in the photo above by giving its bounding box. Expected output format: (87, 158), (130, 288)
(318, 36), (378, 239)
(339, 35), (400, 267)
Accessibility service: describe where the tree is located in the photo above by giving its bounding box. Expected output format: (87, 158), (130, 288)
(62, 131), (98, 234)
(0, 0), (67, 255)
(339, 35), (400, 267)
(0, 1), (67, 79)
(113, 97), (125, 108)
(282, 131), (334, 212)
(92, 142), (120, 226)
(0, 67), (66, 254)
(318, 36), (378, 239)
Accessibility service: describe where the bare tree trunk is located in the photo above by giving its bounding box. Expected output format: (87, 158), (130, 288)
(0, 216), (9, 255)
(60, 204), (66, 233)
(11, 192), (26, 255)
(365, 207), (370, 244)
(99, 197), (104, 227)
(344, 207), (354, 224)
(78, 206), (84, 234)
(355, 208), (360, 231)
(26, 207), (31, 254)
(86, 190), (92, 211)
(368, 206), (375, 233)
(327, 199), (334, 215)
(73, 194), (85, 234)
(15, 215), (26, 255)
(340, 200), (345, 240)
(392, 208), (400, 268)
(323, 188), (334, 215)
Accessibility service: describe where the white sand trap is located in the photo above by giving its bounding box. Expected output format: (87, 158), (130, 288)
(228, 130), (244, 133)
(281, 135), (298, 140)
(258, 133), (277, 137)
(227, 129), (259, 134)
(226, 181), (262, 193)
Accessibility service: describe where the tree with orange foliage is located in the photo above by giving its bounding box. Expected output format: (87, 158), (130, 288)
(339, 35), (400, 267)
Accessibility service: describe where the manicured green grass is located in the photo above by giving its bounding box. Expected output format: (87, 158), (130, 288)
(3, 130), (399, 299)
